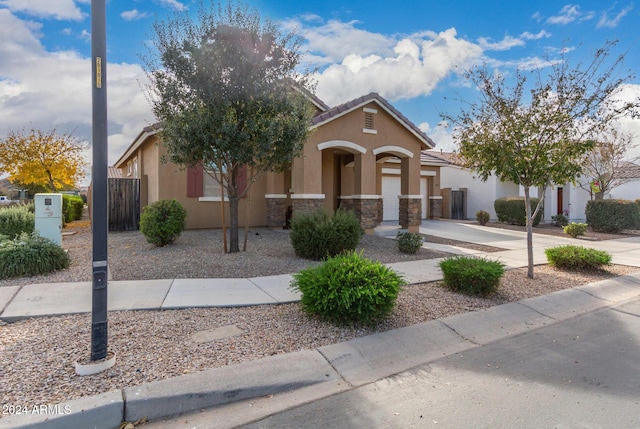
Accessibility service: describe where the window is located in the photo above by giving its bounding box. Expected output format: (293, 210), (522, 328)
(203, 164), (226, 198)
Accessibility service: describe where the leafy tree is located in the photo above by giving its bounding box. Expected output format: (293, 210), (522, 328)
(142, 1), (315, 253)
(443, 41), (640, 278)
(0, 128), (88, 192)
(577, 128), (639, 200)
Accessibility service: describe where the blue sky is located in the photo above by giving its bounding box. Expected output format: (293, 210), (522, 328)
(0, 0), (638, 170)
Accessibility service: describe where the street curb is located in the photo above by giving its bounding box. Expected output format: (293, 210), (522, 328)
(3, 275), (640, 429)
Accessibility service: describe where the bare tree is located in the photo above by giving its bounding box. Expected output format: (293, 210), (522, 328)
(577, 127), (639, 199)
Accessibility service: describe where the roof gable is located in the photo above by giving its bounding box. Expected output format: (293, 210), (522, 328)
(311, 93), (435, 149)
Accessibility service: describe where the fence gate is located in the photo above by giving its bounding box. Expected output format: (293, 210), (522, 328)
(451, 190), (465, 220)
(108, 178), (140, 231)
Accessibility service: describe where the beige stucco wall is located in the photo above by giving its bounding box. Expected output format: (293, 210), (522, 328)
(114, 99), (437, 230)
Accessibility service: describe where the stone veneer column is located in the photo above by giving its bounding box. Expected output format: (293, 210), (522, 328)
(265, 194), (288, 227)
(399, 195), (422, 232)
(291, 194), (325, 216)
(429, 196), (443, 220)
(338, 196), (353, 212)
(351, 195), (382, 233)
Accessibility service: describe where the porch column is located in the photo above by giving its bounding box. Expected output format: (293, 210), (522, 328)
(265, 172), (288, 227)
(291, 145), (324, 216)
(353, 151), (379, 234)
(399, 155), (422, 232)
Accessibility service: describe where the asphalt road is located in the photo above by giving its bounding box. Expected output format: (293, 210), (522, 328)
(241, 297), (640, 429)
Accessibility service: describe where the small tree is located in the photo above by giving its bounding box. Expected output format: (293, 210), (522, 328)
(577, 127), (639, 200)
(142, 1), (315, 253)
(443, 41), (640, 278)
(0, 128), (88, 192)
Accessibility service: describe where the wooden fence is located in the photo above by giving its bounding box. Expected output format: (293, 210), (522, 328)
(108, 178), (140, 231)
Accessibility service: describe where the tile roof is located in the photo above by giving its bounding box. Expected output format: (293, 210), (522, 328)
(424, 150), (465, 166)
(616, 161), (640, 180)
(311, 93), (435, 149)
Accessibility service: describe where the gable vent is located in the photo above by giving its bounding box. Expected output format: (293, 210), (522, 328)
(363, 107), (377, 134)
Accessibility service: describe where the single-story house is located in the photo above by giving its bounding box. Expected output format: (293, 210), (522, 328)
(427, 151), (640, 223)
(113, 92), (445, 233)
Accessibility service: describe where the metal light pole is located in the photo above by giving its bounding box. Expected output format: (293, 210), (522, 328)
(91, 0), (109, 361)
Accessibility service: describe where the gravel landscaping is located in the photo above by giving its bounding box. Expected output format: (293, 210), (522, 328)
(1, 221), (639, 413)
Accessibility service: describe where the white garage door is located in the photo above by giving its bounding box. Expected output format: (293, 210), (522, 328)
(382, 176), (428, 221)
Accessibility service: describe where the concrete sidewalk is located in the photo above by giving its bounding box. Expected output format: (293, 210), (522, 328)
(2, 222), (640, 428)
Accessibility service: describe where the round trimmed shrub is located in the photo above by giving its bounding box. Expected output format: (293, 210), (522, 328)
(140, 199), (187, 246)
(0, 233), (70, 279)
(545, 245), (611, 270)
(290, 209), (363, 260)
(396, 232), (423, 254)
(439, 256), (505, 296)
(291, 251), (404, 325)
(476, 210), (490, 226)
(563, 222), (587, 238)
(0, 204), (35, 239)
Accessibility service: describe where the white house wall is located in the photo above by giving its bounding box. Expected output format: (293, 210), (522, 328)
(440, 165), (501, 220)
(609, 180), (640, 201)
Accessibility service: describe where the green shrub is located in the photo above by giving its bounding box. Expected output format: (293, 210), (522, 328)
(494, 197), (542, 226)
(586, 199), (640, 233)
(563, 222), (588, 238)
(291, 251), (404, 325)
(139, 199), (187, 246)
(545, 245), (611, 270)
(290, 209), (363, 260)
(551, 213), (569, 227)
(476, 210), (490, 226)
(396, 232), (423, 254)
(62, 195), (84, 223)
(0, 233), (70, 279)
(439, 256), (505, 296)
(0, 204), (35, 239)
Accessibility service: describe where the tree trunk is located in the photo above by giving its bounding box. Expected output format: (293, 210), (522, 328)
(524, 186), (534, 279)
(228, 165), (240, 253)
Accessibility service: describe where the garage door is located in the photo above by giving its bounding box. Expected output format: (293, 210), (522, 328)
(383, 176), (428, 221)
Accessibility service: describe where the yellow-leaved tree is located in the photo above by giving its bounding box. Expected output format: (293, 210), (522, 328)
(0, 128), (88, 192)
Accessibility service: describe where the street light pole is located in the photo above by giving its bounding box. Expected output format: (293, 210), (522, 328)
(90, 0), (109, 361)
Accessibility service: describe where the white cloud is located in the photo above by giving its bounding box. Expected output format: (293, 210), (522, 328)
(420, 121), (456, 152)
(521, 30), (551, 40)
(0, 0), (85, 21)
(0, 10), (155, 166)
(158, 0), (187, 12)
(297, 20), (483, 106)
(121, 9), (150, 22)
(478, 35), (524, 51)
(79, 29), (90, 42)
(297, 18), (395, 66)
(597, 4), (633, 28)
(547, 4), (581, 25)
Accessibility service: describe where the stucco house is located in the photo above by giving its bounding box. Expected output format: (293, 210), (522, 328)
(428, 151), (640, 223)
(113, 92), (444, 233)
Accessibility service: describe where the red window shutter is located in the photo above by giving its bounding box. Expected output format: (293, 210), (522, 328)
(186, 162), (203, 197)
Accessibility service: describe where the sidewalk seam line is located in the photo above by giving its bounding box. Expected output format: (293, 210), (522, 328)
(0, 285), (22, 318)
(437, 319), (481, 346)
(315, 347), (355, 389)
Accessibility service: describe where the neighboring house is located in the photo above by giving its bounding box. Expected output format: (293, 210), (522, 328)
(429, 151), (640, 223)
(113, 93), (443, 233)
(544, 161), (640, 223)
(427, 150), (519, 221)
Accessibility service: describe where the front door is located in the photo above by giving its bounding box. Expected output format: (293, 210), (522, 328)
(557, 187), (564, 214)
